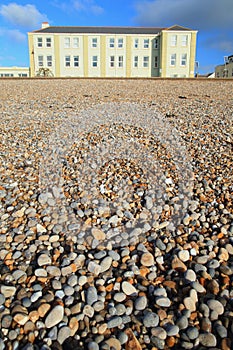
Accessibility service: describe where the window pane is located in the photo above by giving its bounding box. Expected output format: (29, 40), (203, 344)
(38, 55), (43, 66)
(118, 56), (123, 67)
(37, 38), (42, 47)
(73, 37), (79, 48)
(154, 39), (158, 49)
(74, 56), (79, 67)
(181, 53), (187, 66)
(171, 35), (177, 46)
(46, 38), (51, 47)
(92, 38), (97, 48)
(134, 56), (138, 67)
(143, 56), (149, 67)
(92, 56), (98, 67)
(109, 38), (114, 48)
(65, 55), (71, 67)
(170, 54), (176, 66)
(65, 38), (70, 48)
(144, 39), (149, 48)
(182, 35), (188, 46)
(47, 56), (52, 67)
(134, 39), (138, 48)
(154, 56), (158, 68)
(118, 38), (123, 48)
(110, 56), (115, 67)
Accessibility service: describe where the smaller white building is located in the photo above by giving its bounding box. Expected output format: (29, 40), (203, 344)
(0, 67), (30, 77)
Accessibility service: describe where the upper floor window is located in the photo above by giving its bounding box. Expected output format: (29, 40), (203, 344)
(171, 35), (177, 46)
(110, 56), (115, 67)
(144, 39), (149, 48)
(47, 55), (52, 67)
(143, 56), (149, 67)
(118, 38), (123, 48)
(154, 38), (158, 49)
(38, 55), (43, 67)
(134, 56), (138, 68)
(109, 38), (115, 48)
(92, 55), (98, 67)
(65, 55), (71, 67)
(181, 53), (187, 66)
(170, 53), (176, 66)
(74, 56), (79, 67)
(118, 56), (123, 67)
(181, 35), (188, 46)
(46, 38), (52, 47)
(37, 37), (42, 47)
(92, 38), (97, 48)
(64, 37), (70, 48)
(73, 37), (79, 48)
(134, 39), (139, 48)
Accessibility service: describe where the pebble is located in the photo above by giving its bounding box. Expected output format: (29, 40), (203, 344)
(199, 333), (217, 347)
(45, 305), (64, 328)
(134, 296), (147, 310)
(143, 312), (159, 327)
(122, 281), (138, 296)
(86, 286), (98, 306)
(100, 256), (113, 273)
(140, 252), (155, 266)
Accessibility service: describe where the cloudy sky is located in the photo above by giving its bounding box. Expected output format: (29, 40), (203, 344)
(0, 0), (232, 73)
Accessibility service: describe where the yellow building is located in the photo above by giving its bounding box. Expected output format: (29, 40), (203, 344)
(28, 22), (197, 78)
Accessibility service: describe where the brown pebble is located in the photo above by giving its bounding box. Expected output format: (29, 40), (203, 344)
(125, 328), (142, 350)
(166, 336), (176, 347)
(171, 256), (187, 272)
(221, 338), (231, 350)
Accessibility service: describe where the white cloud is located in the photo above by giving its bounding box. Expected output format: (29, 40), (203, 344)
(0, 3), (48, 29)
(73, 0), (104, 15)
(0, 27), (26, 42)
(134, 0), (233, 30)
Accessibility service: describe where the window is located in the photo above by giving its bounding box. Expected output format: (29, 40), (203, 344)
(46, 38), (51, 47)
(118, 38), (123, 48)
(38, 55), (43, 67)
(171, 35), (177, 46)
(65, 37), (70, 48)
(92, 56), (98, 67)
(154, 56), (158, 68)
(47, 55), (52, 67)
(18, 73), (28, 77)
(73, 37), (79, 48)
(154, 38), (158, 49)
(110, 56), (115, 67)
(74, 56), (79, 67)
(134, 56), (138, 68)
(37, 37), (42, 47)
(134, 39), (139, 48)
(182, 35), (188, 46)
(144, 39), (149, 48)
(170, 54), (176, 66)
(143, 56), (149, 67)
(118, 56), (123, 68)
(109, 38), (115, 48)
(65, 55), (71, 67)
(181, 53), (187, 66)
(92, 38), (97, 48)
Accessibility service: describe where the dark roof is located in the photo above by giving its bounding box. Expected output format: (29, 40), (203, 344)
(34, 26), (165, 35)
(164, 25), (195, 31)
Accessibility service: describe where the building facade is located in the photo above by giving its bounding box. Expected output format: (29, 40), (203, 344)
(28, 23), (197, 78)
(0, 67), (29, 77)
(215, 55), (233, 78)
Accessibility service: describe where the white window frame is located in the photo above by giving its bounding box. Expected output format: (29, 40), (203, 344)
(74, 55), (79, 67)
(181, 53), (187, 66)
(110, 56), (115, 67)
(73, 37), (79, 48)
(92, 38), (97, 48)
(38, 55), (43, 67)
(118, 56), (123, 68)
(109, 38), (115, 48)
(37, 37), (43, 47)
(144, 39), (149, 48)
(64, 37), (70, 48)
(143, 56), (149, 68)
(171, 35), (177, 46)
(92, 55), (98, 67)
(170, 53), (176, 66)
(65, 55), (71, 67)
(181, 35), (188, 46)
(46, 38), (51, 47)
(134, 39), (139, 48)
(118, 38), (123, 48)
(47, 55), (52, 67)
(134, 56), (138, 68)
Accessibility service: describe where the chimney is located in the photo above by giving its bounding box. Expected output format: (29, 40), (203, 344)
(42, 22), (49, 29)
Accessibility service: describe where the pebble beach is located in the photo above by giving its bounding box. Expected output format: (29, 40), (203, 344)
(0, 78), (232, 350)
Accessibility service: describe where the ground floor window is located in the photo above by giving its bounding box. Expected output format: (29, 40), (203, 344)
(74, 56), (79, 67)
(143, 56), (149, 68)
(118, 56), (123, 68)
(65, 56), (71, 67)
(92, 56), (98, 67)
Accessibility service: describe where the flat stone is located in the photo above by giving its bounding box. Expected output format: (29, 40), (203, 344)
(184, 297), (196, 312)
(86, 286), (98, 306)
(165, 324), (179, 336)
(45, 305), (64, 328)
(199, 333), (217, 347)
(104, 338), (121, 350)
(107, 316), (122, 328)
(143, 312), (159, 328)
(178, 250), (190, 262)
(58, 326), (71, 345)
(100, 256), (112, 273)
(87, 261), (101, 275)
(155, 297), (171, 307)
(37, 253), (52, 266)
(1, 285), (16, 298)
(122, 281), (138, 296)
(151, 327), (167, 340)
(134, 296), (147, 310)
(91, 228), (106, 240)
(140, 252), (155, 267)
(13, 313), (29, 326)
(207, 299), (224, 315)
(184, 269), (196, 282)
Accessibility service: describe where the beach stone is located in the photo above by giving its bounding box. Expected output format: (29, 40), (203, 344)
(140, 252), (155, 267)
(143, 312), (159, 327)
(1, 285), (16, 298)
(199, 333), (217, 347)
(186, 326), (199, 340)
(91, 228), (106, 240)
(165, 324), (179, 336)
(155, 297), (171, 307)
(184, 297), (196, 312)
(100, 256), (112, 273)
(107, 316), (122, 328)
(151, 327), (167, 340)
(45, 305), (64, 328)
(122, 281), (138, 296)
(207, 299), (224, 315)
(87, 261), (101, 275)
(178, 250), (190, 262)
(104, 338), (121, 350)
(172, 256), (187, 272)
(176, 315), (188, 330)
(184, 269), (196, 282)
(88, 342), (99, 350)
(37, 254), (52, 266)
(134, 296), (147, 310)
(114, 292), (126, 302)
(13, 313), (29, 326)
(86, 286), (98, 306)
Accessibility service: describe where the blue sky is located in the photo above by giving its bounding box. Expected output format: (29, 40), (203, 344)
(0, 0), (233, 74)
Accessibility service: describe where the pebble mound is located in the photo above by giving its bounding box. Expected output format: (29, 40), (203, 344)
(0, 79), (232, 350)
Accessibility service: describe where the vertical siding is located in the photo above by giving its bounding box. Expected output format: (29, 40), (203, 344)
(54, 35), (60, 77)
(126, 36), (131, 77)
(100, 36), (106, 77)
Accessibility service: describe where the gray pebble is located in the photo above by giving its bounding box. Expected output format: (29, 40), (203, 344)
(134, 296), (147, 310)
(86, 286), (98, 306)
(57, 326), (71, 344)
(143, 312), (159, 327)
(199, 333), (216, 347)
(186, 326), (199, 340)
(107, 316), (122, 328)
